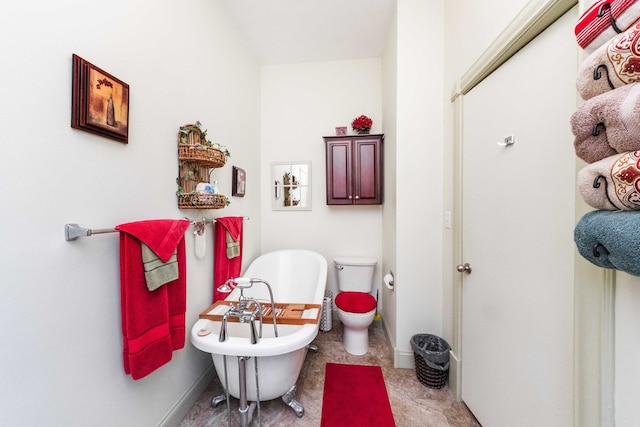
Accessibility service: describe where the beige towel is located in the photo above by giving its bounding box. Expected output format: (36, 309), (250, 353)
(141, 243), (178, 291)
(571, 83), (640, 163)
(577, 151), (640, 211)
(226, 231), (240, 259)
(577, 23), (640, 100)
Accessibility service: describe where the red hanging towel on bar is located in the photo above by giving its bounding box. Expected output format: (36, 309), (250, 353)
(213, 216), (244, 302)
(115, 219), (190, 380)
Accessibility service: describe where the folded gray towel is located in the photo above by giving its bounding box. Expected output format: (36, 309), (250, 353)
(141, 243), (178, 291)
(577, 151), (640, 211)
(574, 210), (640, 276)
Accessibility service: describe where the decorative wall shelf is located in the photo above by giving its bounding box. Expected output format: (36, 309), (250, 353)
(178, 145), (226, 168)
(178, 193), (228, 210)
(176, 122), (228, 210)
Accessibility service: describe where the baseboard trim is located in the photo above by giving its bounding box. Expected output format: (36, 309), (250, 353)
(449, 350), (462, 400)
(378, 316), (414, 369)
(158, 364), (215, 427)
(396, 349), (415, 369)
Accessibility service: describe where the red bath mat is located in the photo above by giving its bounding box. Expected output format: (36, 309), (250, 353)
(320, 363), (395, 427)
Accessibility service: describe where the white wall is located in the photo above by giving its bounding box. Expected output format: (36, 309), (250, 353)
(441, 0), (532, 346)
(257, 1), (447, 371)
(392, 0), (445, 365)
(615, 272), (640, 426)
(444, 0), (531, 78)
(0, 1), (261, 425)
(9, 0), (626, 424)
(442, 0), (531, 352)
(260, 59), (383, 300)
(381, 4), (399, 352)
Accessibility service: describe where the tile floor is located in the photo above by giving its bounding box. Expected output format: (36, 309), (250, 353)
(179, 319), (481, 426)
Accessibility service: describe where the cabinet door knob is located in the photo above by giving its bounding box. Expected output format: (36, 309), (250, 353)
(355, 196), (360, 199)
(456, 263), (472, 274)
(348, 196), (353, 199)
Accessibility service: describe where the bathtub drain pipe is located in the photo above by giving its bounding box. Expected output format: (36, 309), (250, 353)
(223, 355), (231, 427)
(237, 356), (258, 427)
(254, 356), (262, 426)
(238, 356), (249, 426)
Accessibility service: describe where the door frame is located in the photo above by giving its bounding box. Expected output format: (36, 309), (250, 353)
(448, 1), (614, 426)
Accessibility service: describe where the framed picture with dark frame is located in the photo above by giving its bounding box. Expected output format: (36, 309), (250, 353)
(232, 166), (246, 197)
(71, 54), (130, 143)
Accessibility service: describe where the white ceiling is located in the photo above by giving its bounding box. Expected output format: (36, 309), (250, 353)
(222, 0), (396, 65)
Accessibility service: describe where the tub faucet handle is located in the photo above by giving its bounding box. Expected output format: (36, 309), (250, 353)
(219, 311), (231, 342)
(234, 277), (253, 288)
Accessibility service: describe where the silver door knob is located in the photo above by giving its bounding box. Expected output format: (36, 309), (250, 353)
(456, 263), (472, 274)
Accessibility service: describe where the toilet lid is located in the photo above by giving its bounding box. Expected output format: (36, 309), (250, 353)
(335, 292), (377, 313)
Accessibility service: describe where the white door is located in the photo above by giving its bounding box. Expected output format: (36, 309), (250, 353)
(461, 10), (576, 427)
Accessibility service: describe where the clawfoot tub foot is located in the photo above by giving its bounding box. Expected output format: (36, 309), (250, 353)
(211, 394), (226, 408)
(282, 385), (304, 417)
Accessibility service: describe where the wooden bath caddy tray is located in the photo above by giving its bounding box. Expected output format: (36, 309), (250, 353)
(199, 300), (321, 325)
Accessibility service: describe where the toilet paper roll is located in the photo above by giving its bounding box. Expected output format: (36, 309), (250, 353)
(384, 273), (394, 290)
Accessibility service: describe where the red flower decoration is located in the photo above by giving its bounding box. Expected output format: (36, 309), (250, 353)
(351, 115), (373, 131)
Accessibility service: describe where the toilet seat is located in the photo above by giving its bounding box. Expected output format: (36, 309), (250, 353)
(335, 291), (376, 313)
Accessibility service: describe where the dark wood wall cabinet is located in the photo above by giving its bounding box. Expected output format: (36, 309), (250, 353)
(323, 134), (383, 205)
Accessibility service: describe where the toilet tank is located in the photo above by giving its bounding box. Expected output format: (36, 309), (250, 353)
(334, 256), (377, 292)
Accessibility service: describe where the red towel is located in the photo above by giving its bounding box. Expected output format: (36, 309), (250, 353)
(115, 219), (190, 380)
(213, 216), (244, 302)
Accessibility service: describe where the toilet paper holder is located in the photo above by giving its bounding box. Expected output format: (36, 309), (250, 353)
(384, 271), (395, 290)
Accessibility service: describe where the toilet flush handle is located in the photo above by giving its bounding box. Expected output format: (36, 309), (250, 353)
(335, 265), (344, 270)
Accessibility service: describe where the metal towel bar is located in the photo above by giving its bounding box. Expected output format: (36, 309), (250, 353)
(64, 216), (249, 241)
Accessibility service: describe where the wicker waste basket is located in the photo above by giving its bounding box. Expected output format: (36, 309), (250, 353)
(320, 290), (333, 332)
(410, 334), (451, 389)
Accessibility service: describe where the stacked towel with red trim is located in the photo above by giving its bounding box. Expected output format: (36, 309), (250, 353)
(577, 151), (640, 211)
(572, 1), (640, 161)
(573, 1), (640, 278)
(116, 219), (190, 380)
(576, 22), (640, 100)
(575, 0), (640, 53)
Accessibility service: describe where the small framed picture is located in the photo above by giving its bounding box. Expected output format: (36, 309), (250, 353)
(335, 126), (347, 136)
(71, 54), (130, 143)
(232, 166), (246, 197)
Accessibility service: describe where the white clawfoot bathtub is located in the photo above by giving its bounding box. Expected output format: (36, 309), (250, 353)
(190, 249), (327, 410)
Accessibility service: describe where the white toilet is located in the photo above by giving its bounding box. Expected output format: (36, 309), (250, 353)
(334, 256), (377, 355)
